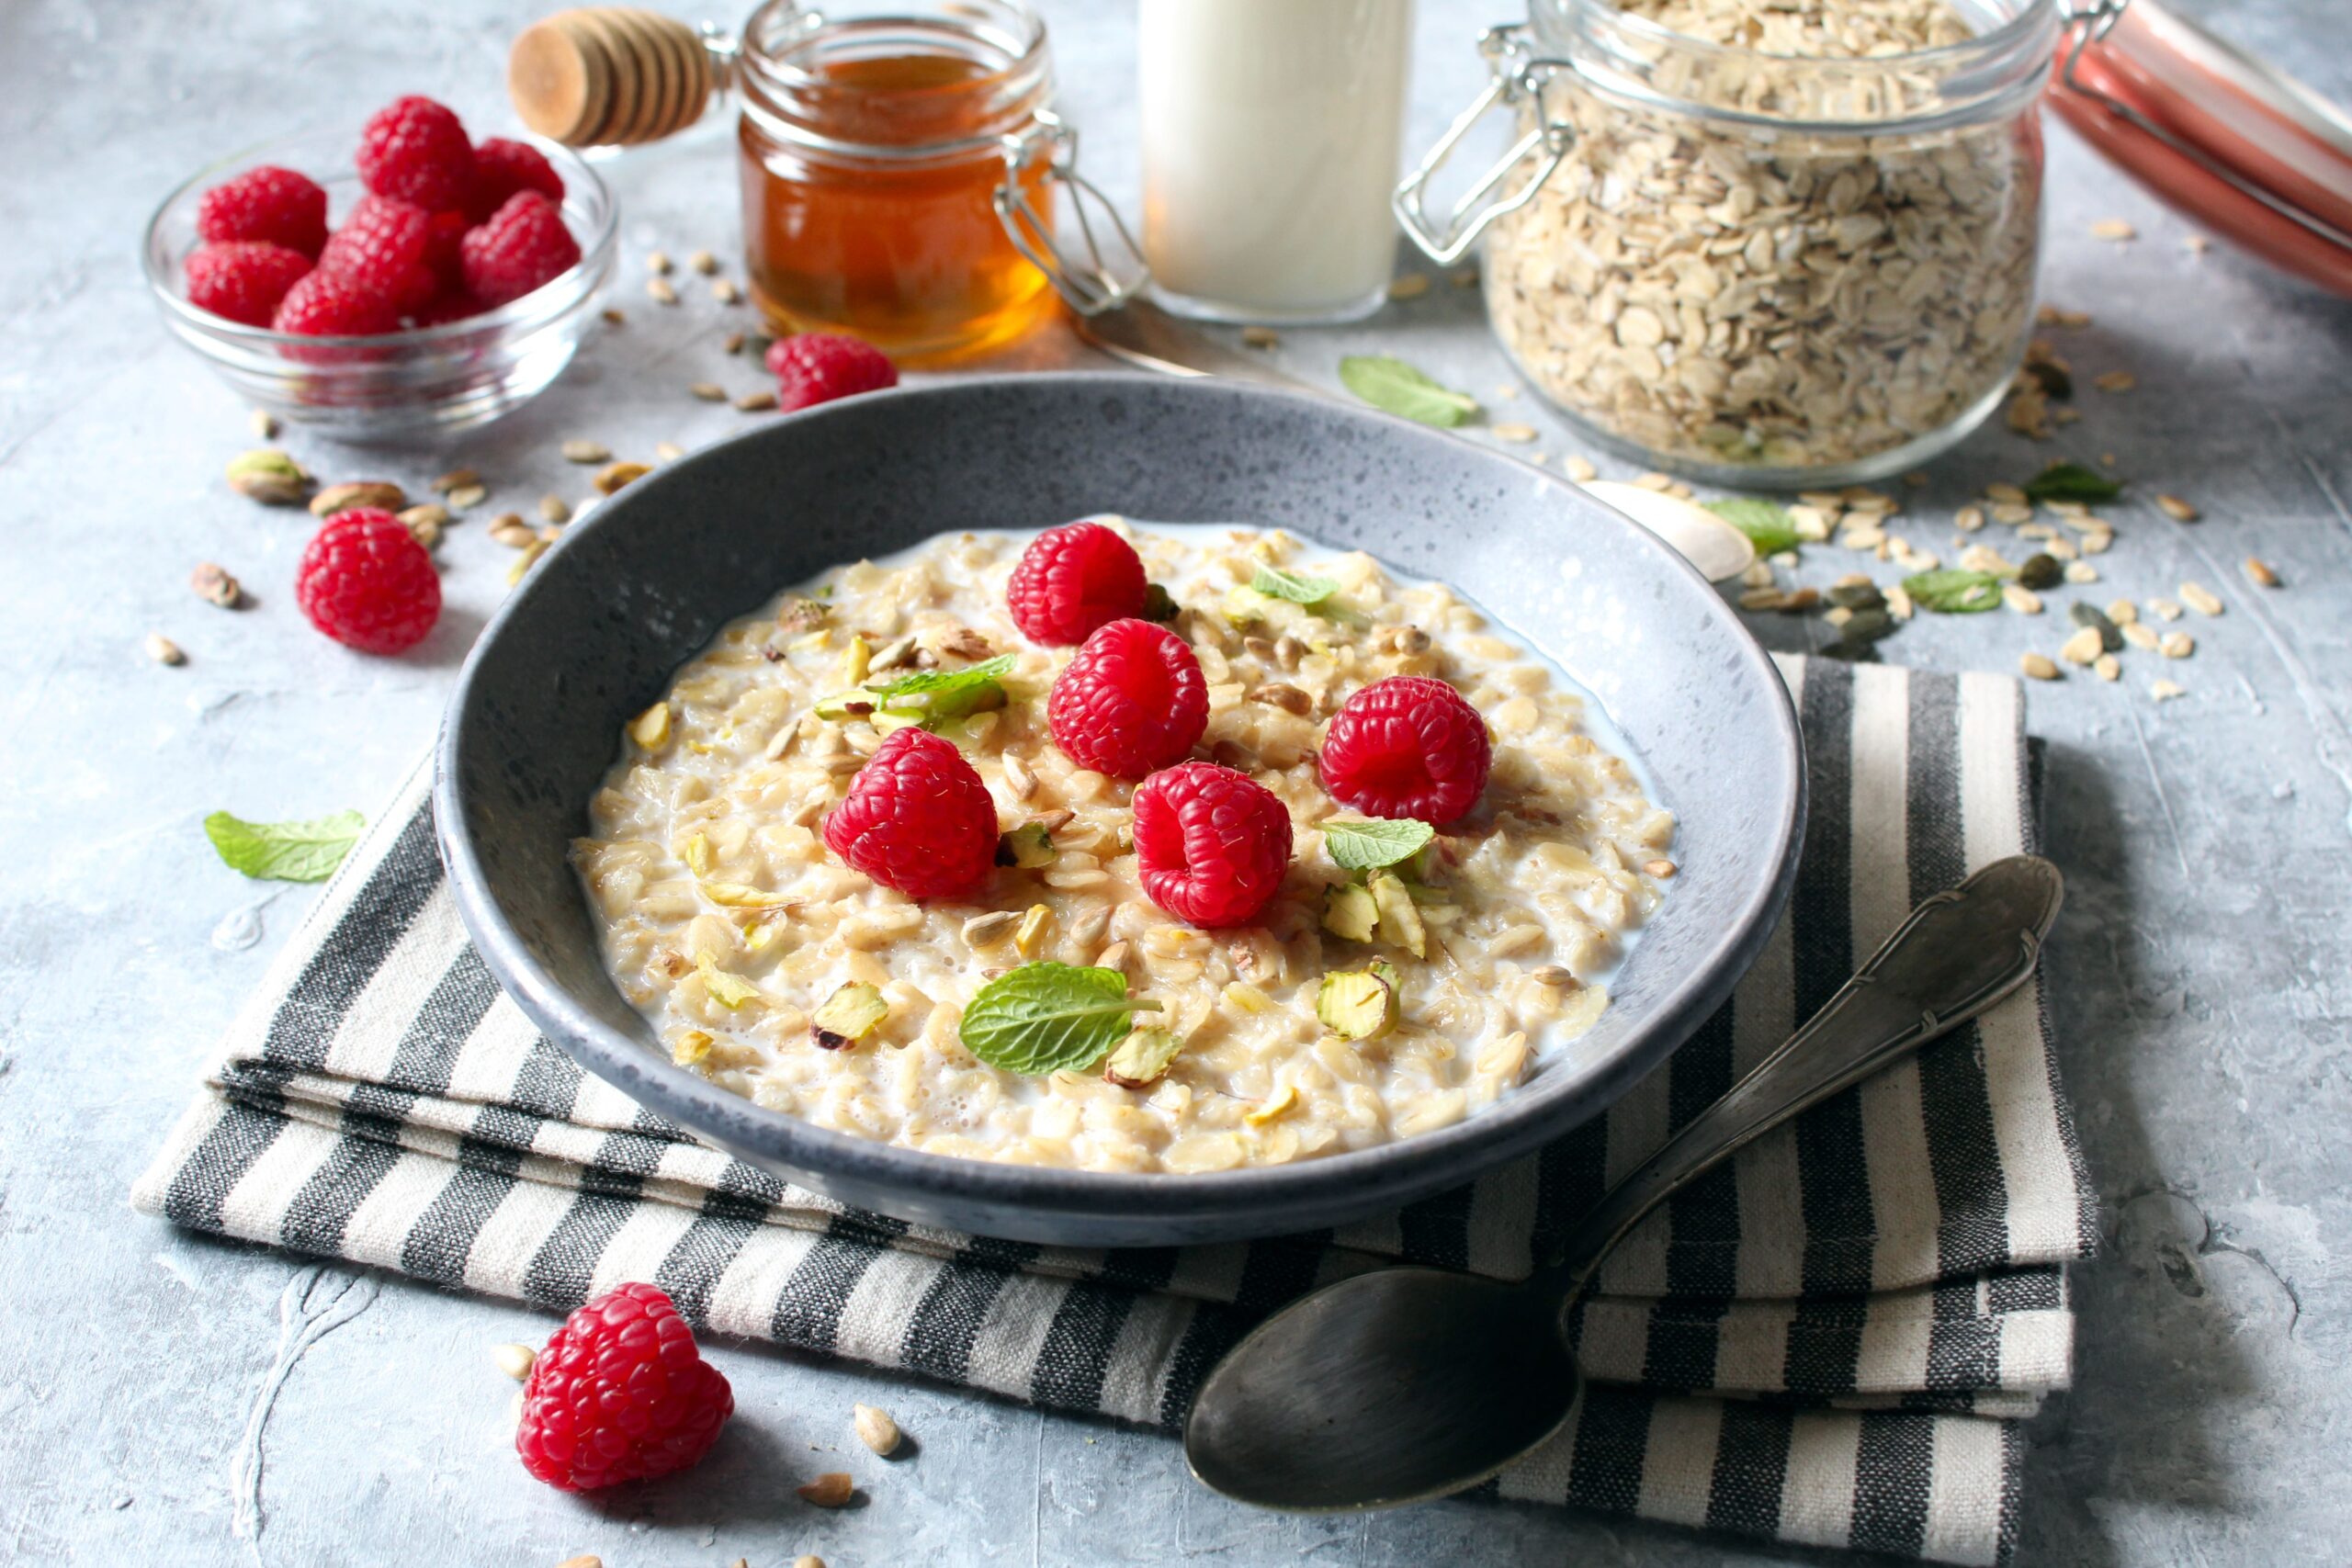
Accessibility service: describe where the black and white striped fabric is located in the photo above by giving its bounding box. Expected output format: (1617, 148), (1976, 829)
(134, 655), (2095, 1565)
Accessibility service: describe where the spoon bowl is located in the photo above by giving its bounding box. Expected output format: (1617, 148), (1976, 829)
(1184, 1267), (1579, 1510)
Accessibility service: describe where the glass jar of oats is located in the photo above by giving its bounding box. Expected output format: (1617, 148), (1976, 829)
(1397, 0), (2060, 487)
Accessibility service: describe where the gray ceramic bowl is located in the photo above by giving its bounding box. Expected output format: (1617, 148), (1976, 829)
(435, 373), (1804, 1247)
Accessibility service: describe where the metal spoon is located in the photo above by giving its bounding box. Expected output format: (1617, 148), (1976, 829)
(1184, 853), (2064, 1512)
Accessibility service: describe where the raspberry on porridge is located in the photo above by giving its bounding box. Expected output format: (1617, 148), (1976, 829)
(572, 522), (1675, 1174)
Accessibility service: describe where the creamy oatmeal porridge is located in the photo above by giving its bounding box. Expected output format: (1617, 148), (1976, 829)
(572, 522), (1674, 1174)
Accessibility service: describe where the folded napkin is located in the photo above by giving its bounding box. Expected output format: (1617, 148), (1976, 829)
(135, 654), (2094, 1565)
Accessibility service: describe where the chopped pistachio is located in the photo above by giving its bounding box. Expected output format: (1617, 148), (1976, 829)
(695, 956), (761, 1010)
(996, 821), (1057, 869)
(673, 1029), (714, 1066)
(1321, 882), (1378, 942)
(842, 634), (871, 688)
(1317, 966), (1397, 1041)
(1367, 870), (1427, 958)
(1103, 1026), (1183, 1089)
(810, 982), (888, 1049)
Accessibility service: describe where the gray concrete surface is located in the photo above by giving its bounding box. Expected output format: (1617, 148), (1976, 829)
(1, 0), (2347, 1562)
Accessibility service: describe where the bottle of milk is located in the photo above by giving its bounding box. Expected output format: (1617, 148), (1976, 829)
(1137, 0), (1415, 323)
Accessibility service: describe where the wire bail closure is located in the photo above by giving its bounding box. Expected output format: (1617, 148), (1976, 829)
(2054, 0), (2352, 252)
(1393, 24), (1577, 266)
(996, 109), (1148, 317)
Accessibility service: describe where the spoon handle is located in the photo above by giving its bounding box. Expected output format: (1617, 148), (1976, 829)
(1549, 854), (2064, 1291)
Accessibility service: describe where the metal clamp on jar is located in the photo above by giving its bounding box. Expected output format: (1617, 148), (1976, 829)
(510, 0), (1140, 363)
(1397, 0), (2060, 489)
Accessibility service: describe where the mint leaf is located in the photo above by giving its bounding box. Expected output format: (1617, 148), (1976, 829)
(1902, 569), (2004, 614)
(1338, 355), (1479, 428)
(2021, 463), (2122, 503)
(1249, 564), (1340, 606)
(868, 653), (1015, 699)
(203, 809), (365, 882)
(1323, 818), (1435, 873)
(1707, 498), (1800, 556)
(959, 962), (1162, 1076)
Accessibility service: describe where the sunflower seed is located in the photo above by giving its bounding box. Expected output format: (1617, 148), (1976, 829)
(2060, 626), (2103, 665)
(2094, 653), (2120, 682)
(2064, 561), (2100, 584)
(490, 513), (537, 548)
(655, 441), (685, 462)
(1491, 423), (1539, 444)
(431, 467), (480, 494)
(734, 389), (779, 412)
(2149, 679), (2186, 702)
(690, 381), (728, 401)
(538, 494), (571, 524)
(191, 561), (244, 608)
(2092, 370), (2136, 392)
(1240, 325), (1280, 348)
(2243, 557), (2279, 588)
(2019, 651), (2059, 680)
(647, 276), (679, 305)
(2179, 581), (2224, 615)
(1563, 455), (1598, 482)
(249, 408), (279, 438)
(2122, 622), (2160, 650)
(2001, 584), (2042, 615)
(561, 439), (610, 464)
(1385, 272), (1430, 300)
(492, 1343), (537, 1381)
(2155, 493), (2199, 522)
(594, 461), (650, 495)
(145, 633), (186, 666)
(853, 1403), (903, 1456)
(2090, 219), (2137, 241)
(689, 249), (718, 275)
(2160, 631), (2195, 659)
(797, 1472), (854, 1507)
(601, 307), (626, 324)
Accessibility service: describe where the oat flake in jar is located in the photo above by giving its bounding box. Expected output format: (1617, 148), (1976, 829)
(1397, 0), (2059, 488)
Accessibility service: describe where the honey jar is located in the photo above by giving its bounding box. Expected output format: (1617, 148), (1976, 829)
(735, 0), (1120, 363)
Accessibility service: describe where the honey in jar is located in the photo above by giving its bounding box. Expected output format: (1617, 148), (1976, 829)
(736, 0), (1059, 364)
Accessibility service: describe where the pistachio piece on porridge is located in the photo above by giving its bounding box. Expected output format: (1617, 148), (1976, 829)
(1320, 882), (1379, 942)
(1317, 965), (1397, 1042)
(1103, 1026), (1183, 1089)
(777, 596), (829, 635)
(934, 625), (994, 661)
(811, 982), (888, 1050)
(842, 635), (872, 687)
(673, 1029), (714, 1066)
(1367, 870), (1427, 959)
(1140, 582), (1179, 622)
(695, 956), (762, 1010)
(997, 822), (1057, 870)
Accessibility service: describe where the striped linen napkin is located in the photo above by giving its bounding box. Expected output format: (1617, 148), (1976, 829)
(134, 654), (2096, 1565)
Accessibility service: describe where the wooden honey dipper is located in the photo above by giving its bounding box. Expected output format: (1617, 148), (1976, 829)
(509, 8), (716, 147)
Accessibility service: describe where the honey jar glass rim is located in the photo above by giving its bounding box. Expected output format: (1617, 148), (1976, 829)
(736, 0), (1054, 158)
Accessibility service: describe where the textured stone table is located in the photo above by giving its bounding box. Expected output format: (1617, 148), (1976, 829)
(1, 0), (2347, 1562)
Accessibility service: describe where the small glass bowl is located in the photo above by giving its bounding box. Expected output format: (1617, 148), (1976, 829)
(142, 126), (617, 441)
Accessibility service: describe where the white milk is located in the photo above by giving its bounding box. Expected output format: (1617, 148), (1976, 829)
(1138, 0), (1415, 322)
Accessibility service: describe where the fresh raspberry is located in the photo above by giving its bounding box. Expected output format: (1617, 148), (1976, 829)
(1048, 619), (1208, 779)
(1005, 521), (1148, 646)
(1132, 762), (1293, 929)
(467, 136), (565, 221)
(421, 207), (469, 292)
(764, 332), (899, 413)
(356, 95), (477, 212)
(270, 267), (401, 337)
(185, 242), (313, 327)
(196, 165), (329, 259)
(317, 195), (440, 311)
(1317, 675), (1492, 826)
(295, 509), (441, 654)
(515, 1282), (734, 1493)
(460, 191), (582, 308)
(407, 288), (485, 328)
(823, 727), (999, 898)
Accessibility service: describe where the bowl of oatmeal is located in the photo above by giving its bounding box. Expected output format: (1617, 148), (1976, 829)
(437, 374), (1804, 1246)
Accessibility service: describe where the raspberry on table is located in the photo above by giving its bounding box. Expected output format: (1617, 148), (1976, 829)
(270, 267), (401, 337)
(295, 508), (441, 653)
(1317, 675), (1492, 826)
(185, 242), (313, 328)
(460, 191), (582, 308)
(317, 194), (440, 312)
(1048, 618), (1208, 778)
(1132, 761), (1294, 929)
(196, 165), (329, 259)
(823, 726), (1000, 899)
(515, 1281), (734, 1493)
(1004, 521), (1148, 646)
(356, 95), (477, 212)
(467, 136), (565, 221)
(764, 332), (899, 413)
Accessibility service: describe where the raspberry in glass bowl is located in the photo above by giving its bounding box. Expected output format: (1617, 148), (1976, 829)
(142, 122), (615, 440)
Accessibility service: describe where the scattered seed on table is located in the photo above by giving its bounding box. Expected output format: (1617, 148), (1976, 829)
(735, 389), (779, 412)
(1739, 588), (1786, 611)
(249, 408), (278, 438)
(689, 249), (718, 275)
(655, 441), (685, 463)
(490, 514), (537, 548)
(712, 278), (741, 304)
(601, 307), (626, 325)
(1563, 456), (1598, 482)
(432, 467), (480, 494)
(647, 276), (679, 305)
(1452, 266), (1479, 288)
(2094, 653), (2120, 682)
(724, 330), (747, 355)
(853, 1403), (903, 1456)
(1385, 272), (1430, 300)
(2149, 597), (2183, 621)
(1986, 481), (2028, 505)
(2064, 561), (2100, 584)
(690, 381), (728, 401)
(2060, 626), (2103, 665)
(1991, 502), (2033, 526)
(538, 494), (571, 523)
(2093, 370), (2136, 392)
(2106, 599), (2138, 625)
(2156, 493), (2199, 521)
(1740, 560), (1774, 589)
(492, 1343), (537, 1381)
(146, 633), (186, 666)
(191, 561), (244, 608)
(2091, 219), (2138, 241)
(797, 1472), (854, 1507)
(1491, 423), (1538, 444)
(1885, 583), (1915, 620)
(561, 439), (610, 464)
(1240, 325), (1279, 348)
(2021, 651), (2059, 680)
(2179, 581), (2224, 615)
(594, 461), (650, 495)
(648, 250), (673, 275)
(2123, 622), (2160, 651)
(1955, 504), (1985, 532)
(2150, 679), (2186, 702)
(447, 483), (487, 510)
(2003, 584), (2043, 615)
(2243, 557), (2279, 588)
(2160, 630), (2195, 659)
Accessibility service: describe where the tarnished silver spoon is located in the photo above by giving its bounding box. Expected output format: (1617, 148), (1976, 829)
(1184, 853), (2064, 1512)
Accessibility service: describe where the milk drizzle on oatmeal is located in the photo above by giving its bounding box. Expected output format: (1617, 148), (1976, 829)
(573, 522), (1675, 1174)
